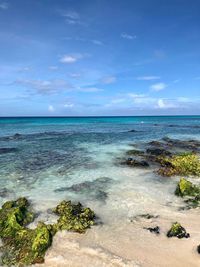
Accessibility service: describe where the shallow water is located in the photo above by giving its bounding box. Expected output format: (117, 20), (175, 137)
(0, 116), (200, 266)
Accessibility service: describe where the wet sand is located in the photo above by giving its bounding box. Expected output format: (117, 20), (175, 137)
(40, 209), (200, 267)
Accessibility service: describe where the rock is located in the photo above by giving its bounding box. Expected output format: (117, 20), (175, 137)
(138, 214), (159, 219)
(158, 153), (200, 177)
(162, 137), (200, 151)
(167, 222), (190, 238)
(0, 147), (17, 154)
(146, 148), (172, 156)
(175, 178), (200, 209)
(175, 178), (200, 197)
(0, 198), (96, 266)
(184, 195), (200, 209)
(128, 129), (138, 132)
(144, 226), (160, 235)
(148, 140), (164, 147)
(126, 149), (145, 156)
(197, 245), (200, 254)
(52, 200), (95, 233)
(0, 188), (11, 198)
(126, 158), (149, 167)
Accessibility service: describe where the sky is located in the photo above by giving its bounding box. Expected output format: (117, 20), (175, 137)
(0, 0), (200, 116)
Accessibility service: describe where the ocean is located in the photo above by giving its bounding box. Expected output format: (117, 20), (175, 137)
(0, 116), (200, 266)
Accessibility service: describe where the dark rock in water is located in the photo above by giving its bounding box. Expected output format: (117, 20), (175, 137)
(0, 188), (11, 198)
(54, 177), (113, 202)
(148, 141), (164, 147)
(138, 214), (159, 220)
(0, 147), (17, 154)
(126, 158), (149, 167)
(162, 137), (200, 150)
(144, 226), (160, 235)
(146, 148), (172, 156)
(167, 222), (190, 239)
(128, 129), (139, 133)
(126, 149), (145, 156)
(13, 133), (22, 139)
(197, 245), (200, 254)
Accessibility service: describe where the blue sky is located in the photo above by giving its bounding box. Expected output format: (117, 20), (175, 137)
(0, 0), (200, 116)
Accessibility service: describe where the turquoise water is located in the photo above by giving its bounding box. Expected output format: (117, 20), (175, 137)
(0, 116), (200, 266)
(0, 116), (200, 204)
(0, 115), (199, 208)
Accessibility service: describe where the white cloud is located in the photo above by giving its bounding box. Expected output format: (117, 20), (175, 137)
(150, 82), (167, 91)
(60, 54), (83, 63)
(101, 76), (116, 84)
(63, 11), (80, 20)
(48, 105), (55, 112)
(137, 76), (160, 81)
(15, 79), (73, 95)
(0, 2), (9, 9)
(62, 10), (81, 25)
(177, 97), (189, 103)
(64, 103), (74, 108)
(157, 99), (176, 109)
(49, 66), (58, 70)
(128, 93), (146, 98)
(173, 79), (180, 83)
(111, 98), (126, 104)
(92, 40), (103, 45)
(78, 87), (102, 92)
(69, 73), (81, 78)
(121, 33), (137, 40)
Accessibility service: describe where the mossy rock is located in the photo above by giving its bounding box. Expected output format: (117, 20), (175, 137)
(53, 200), (95, 233)
(1, 222), (53, 266)
(157, 154), (200, 177)
(175, 178), (200, 197)
(0, 198), (96, 266)
(0, 198), (34, 239)
(167, 222), (190, 238)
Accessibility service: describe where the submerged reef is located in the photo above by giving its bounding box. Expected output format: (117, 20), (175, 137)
(167, 222), (190, 239)
(0, 198), (95, 266)
(54, 177), (113, 202)
(123, 137), (200, 175)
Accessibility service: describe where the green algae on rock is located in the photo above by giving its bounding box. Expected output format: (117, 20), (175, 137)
(175, 178), (200, 209)
(167, 222), (190, 239)
(157, 153), (200, 177)
(175, 178), (200, 197)
(0, 198), (96, 266)
(1, 223), (54, 266)
(52, 200), (95, 233)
